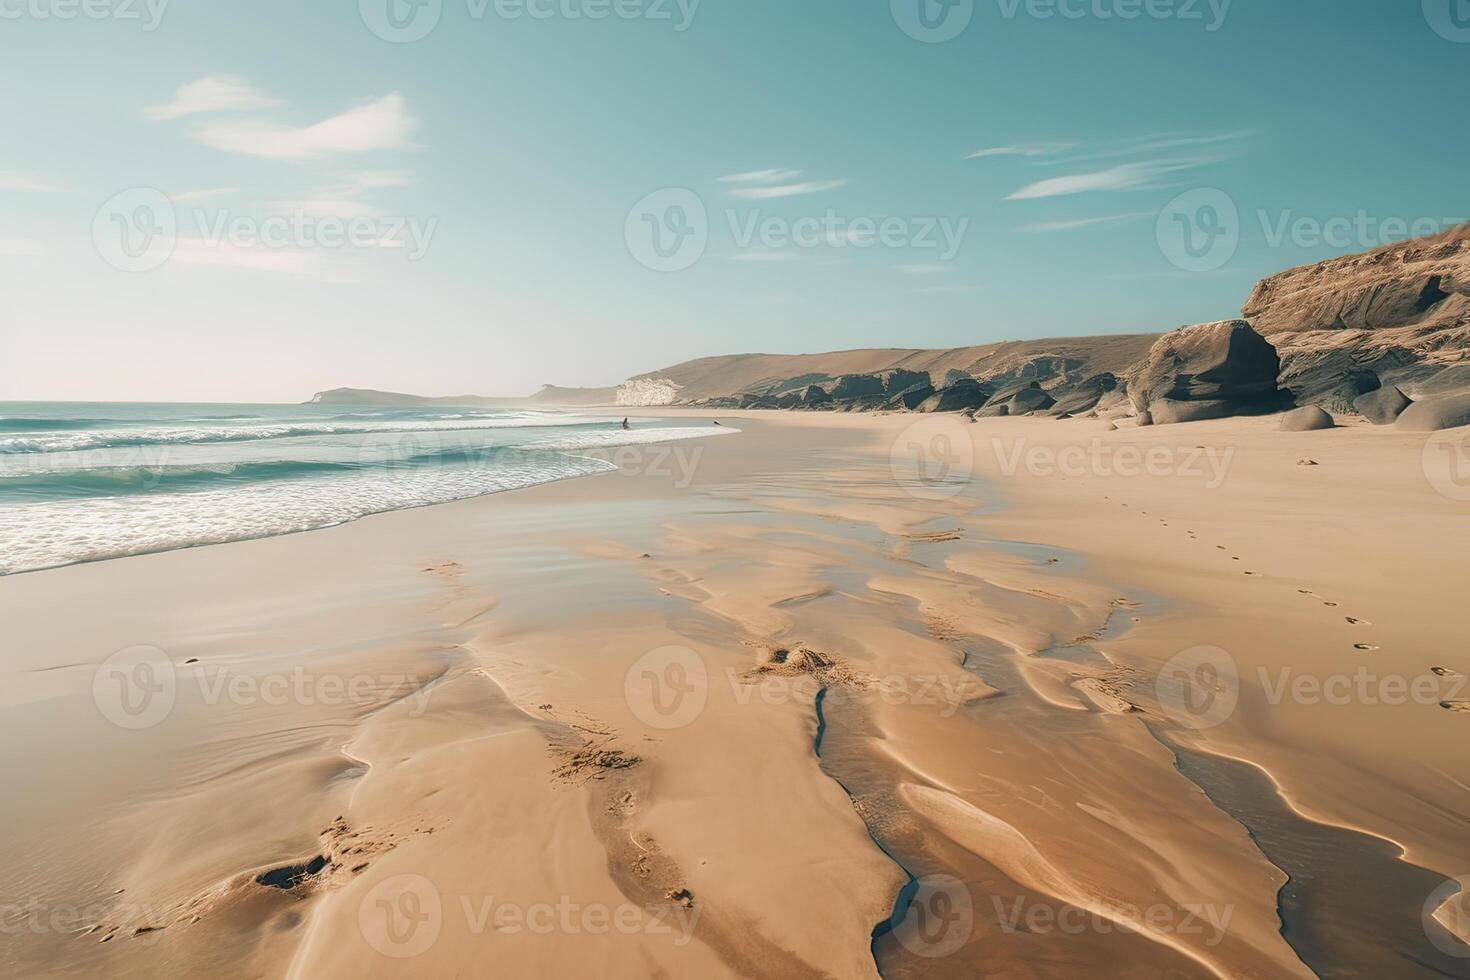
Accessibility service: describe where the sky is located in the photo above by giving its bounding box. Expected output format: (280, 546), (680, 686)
(2, 0), (1468, 403)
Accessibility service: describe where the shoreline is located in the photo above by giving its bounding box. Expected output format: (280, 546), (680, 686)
(2, 410), (1466, 977)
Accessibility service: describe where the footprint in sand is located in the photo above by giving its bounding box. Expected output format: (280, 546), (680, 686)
(1345, 617), (1372, 626)
(1324, 601), (1339, 607)
(1244, 571), (1261, 577)
(1354, 644), (1380, 652)
(1439, 701), (1470, 713)
(1432, 667), (1464, 678)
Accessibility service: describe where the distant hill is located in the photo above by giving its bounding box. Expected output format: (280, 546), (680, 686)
(630, 335), (1160, 403)
(306, 385), (619, 407)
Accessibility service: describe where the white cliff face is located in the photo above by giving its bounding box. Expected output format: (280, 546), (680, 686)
(617, 378), (682, 406)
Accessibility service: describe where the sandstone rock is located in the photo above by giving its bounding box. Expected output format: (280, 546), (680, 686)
(1279, 406), (1336, 431)
(1149, 399), (1234, 425)
(887, 384), (935, 411)
(826, 374), (887, 400)
(1242, 225), (1470, 407)
(878, 369), (931, 395)
(919, 379), (992, 413)
(1129, 320), (1288, 423)
(974, 403), (1010, 418)
(1009, 386), (1057, 414)
(798, 385), (832, 407)
(1353, 385), (1411, 424)
(1395, 394), (1470, 432)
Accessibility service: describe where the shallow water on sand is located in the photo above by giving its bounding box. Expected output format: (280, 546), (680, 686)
(1165, 741), (1469, 978)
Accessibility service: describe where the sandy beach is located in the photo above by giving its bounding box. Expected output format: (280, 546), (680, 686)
(3, 411), (1467, 979)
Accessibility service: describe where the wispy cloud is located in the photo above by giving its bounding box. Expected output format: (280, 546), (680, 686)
(0, 172), (71, 193)
(1007, 158), (1224, 200)
(727, 179), (847, 200)
(1019, 211), (1151, 233)
(966, 142), (1073, 160)
(171, 240), (319, 275)
(144, 76), (282, 122)
(990, 130), (1253, 201)
(194, 93), (416, 161)
(1039, 130), (1255, 167)
(720, 168), (803, 184)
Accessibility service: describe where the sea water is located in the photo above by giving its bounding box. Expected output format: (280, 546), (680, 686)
(0, 402), (732, 575)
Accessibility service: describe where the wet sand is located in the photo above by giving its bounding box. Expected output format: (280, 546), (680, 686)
(1, 411), (1467, 978)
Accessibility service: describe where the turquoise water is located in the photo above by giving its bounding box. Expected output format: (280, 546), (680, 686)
(0, 402), (732, 575)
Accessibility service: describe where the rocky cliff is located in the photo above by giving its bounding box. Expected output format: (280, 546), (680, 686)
(1242, 223), (1470, 409)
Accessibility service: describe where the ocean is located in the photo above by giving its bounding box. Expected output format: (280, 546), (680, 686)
(0, 402), (732, 575)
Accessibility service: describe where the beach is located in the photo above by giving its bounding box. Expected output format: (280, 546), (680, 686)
(3, 410), (1467, 979)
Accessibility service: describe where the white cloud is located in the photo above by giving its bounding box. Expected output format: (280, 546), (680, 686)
(172, 240), (319, 275)
(719, 168), (802, 184)
(1006, 159), (1211, 200)
(195, 93), (416, 161)
(966, 143), (1073, 160)
(268, 198), (384, 220)
(144, 76), (283, 122)
(1045, 130), (1254, 167)
(0, 172), (70, 193)
(728, 179), (847, 200)
(1019, 211), (1152, 233)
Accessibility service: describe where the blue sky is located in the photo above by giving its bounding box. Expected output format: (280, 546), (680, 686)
(1, 0), (1467, 402)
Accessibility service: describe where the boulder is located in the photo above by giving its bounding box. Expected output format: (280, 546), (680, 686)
(919, 379), (992, 413)
(878, 369), (932, 395)
(1050, 391), (1104, 416)
(798, 385), (832, 408)
(1136, 410), (1154, 427)
(1395, 394), (1470, 432)
(1128, 320), (1288, 423)
(974, 403), (1010, 418)
(827, 374), (887, 400)
(1353, 385), (1411, 424)
(1279, 406), (1335, 432)
(887, 384), (936, 411)
(1150, 399), (1234, 425)
(1009, 387), (1056, 414)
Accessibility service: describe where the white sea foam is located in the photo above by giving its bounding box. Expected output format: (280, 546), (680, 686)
(0, 453), (615, 575)
(521, 426), (739, 451)
(0, 413), (614, 455)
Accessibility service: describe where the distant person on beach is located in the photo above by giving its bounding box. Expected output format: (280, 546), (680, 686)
(622, 418), (630, 430)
